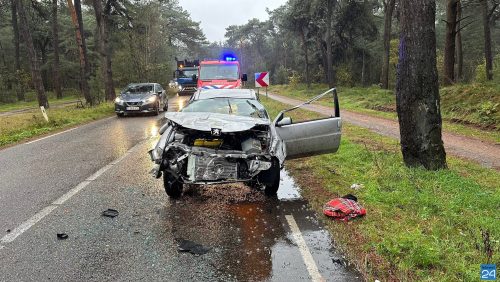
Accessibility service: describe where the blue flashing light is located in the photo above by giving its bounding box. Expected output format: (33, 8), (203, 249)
(222, 53), (237, 61)
(224, 56), (236, 61)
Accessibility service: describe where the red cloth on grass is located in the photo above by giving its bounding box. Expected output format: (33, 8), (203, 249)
(323, 198), (366, 221)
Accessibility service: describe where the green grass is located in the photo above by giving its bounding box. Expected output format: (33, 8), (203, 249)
(269, 83), (500, 143)
(260, 96), (500, 281)
(0, 102), (114, 148)
(0, 89), (81, 113)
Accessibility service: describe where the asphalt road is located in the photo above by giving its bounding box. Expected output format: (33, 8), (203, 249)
(0, 95), (361, 281)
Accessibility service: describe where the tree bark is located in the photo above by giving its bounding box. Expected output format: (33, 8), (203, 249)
(67, 0), (94, 105)
(52, 0), (63, 99)
(326, 0), (337, 88)
(443, 0), (458, 85)
(380, 0), (396, 89)
(11, 0), (24, 101)
(481, 0), (493, 80)
(92, 0), (115, 101)
(16, 0), (49, 108)
(396, 0), (447, 170)
(300, 29), (310, 87)
(455, 0), (463, 81)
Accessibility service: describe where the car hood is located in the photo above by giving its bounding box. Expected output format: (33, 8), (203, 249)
(120, 93), (153, 101)
(164, 112), (269, 133)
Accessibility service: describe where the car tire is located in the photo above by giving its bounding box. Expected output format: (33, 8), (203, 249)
(163, 171), (183, 198)
(154, 102), (160, 116)
(163, 101), (168, 112)
(262, 158), (280, 197)
(116, 113), (124, 117)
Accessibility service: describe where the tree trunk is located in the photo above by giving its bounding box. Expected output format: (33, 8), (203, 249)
(16, 0), (48, 108)
(67, 0), (94, 105)
(326, 0), (337, 88)
(11, 0), (24, 101)
(443, 0), (458, 85)
(92, 0), (115, 101)
(300, 29), (310, 88)
(380, 0), (396, 89)
(52, 0), (63, 99)
(455, 0), (463, 81)
(481, 0), (493, 80)
(396, 0), (447, 170)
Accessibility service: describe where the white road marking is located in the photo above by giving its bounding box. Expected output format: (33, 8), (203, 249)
(0, 140), (146, 247)
(285, 215), (323, 282)
(24, 128), (77, 145)
(23, 116), (115, 145)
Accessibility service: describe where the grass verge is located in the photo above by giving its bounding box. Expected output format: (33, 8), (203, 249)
(269, 83), (500, 143)
(261, 96), (500, 281)
(0, 103), (115, 148)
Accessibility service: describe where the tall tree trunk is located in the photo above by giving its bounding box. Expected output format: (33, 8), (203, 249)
(92, 0), (115, 101)
(16, 0), (49, 108)
(300, 29), (310, 88)
(455, 0), (463, 81)
(52, 0), (62, 99)
(481, 0), (493, 80)
(380, 0), (396, 89)
(11, 0), (24, 101)
(326, 0), (337, 88)
(396, 0), (447, 170)
(67, 0), (94, 105)
(443, 0), (458, 85)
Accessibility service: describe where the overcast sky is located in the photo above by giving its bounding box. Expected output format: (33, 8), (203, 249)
(178, 0), (287, 42)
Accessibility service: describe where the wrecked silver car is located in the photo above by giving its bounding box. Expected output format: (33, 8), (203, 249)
(149, 89), (341, 198)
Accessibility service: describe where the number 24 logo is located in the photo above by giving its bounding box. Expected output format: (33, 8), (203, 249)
(480, 264), (496, 281)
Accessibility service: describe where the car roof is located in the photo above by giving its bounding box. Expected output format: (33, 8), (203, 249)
(192, 89), (257, 100)
(127, 83), (156, 86)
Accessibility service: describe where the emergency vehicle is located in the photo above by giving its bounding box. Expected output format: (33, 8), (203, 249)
(197, 55), (247, 89)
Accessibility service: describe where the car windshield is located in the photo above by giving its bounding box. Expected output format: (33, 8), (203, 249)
(199, 64), (239, 80)
(181, 98), (267, 119)
(123, 84), (154, 94)
(177, 69), (198, 78)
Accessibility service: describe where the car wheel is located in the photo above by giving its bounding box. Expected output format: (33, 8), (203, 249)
(163, 171), (183, 198)
(262, 158), (280, 197)
(163, 102), (168, 111)
(116, 112), (124, 117)
(154, 102), (160, 116)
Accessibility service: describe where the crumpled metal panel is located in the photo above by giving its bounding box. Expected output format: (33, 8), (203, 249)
(164, 112), (269, 133)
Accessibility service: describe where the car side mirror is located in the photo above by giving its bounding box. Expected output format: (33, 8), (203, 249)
(242, 73), (248, 82)
(157, 91), (162, 95)
(276, 117), (292, 127)
(192, 74), (198, 82)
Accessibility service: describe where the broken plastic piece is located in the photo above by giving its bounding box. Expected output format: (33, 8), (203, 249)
(57, 233), (68, 240)
(102, 209), (119, 218)
(177, 239), (211, 255)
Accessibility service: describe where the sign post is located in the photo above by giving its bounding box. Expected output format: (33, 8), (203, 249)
(40, 106), (49, 122)
(255, 72), (270, 97)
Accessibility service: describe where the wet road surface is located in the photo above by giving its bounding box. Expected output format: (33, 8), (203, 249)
(0, 95), (362, 281)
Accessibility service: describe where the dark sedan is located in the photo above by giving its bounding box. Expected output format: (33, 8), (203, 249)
(115, 83), (168, 116)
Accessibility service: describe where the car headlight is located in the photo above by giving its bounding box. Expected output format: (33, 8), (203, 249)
(145, 95), (157, 103)
(114, 97), (124, 105)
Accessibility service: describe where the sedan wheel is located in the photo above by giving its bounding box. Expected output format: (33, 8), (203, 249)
(163, 171), (183, 198)
(154, 102), (160, 116)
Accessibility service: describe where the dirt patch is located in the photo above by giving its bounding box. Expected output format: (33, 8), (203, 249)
(370, 104), (396, 113)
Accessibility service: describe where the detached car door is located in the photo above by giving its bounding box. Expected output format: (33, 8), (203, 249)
(274, 89), (342, 160)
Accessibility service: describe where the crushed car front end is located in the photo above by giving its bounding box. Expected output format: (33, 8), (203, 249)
(150, 112), (283, 186)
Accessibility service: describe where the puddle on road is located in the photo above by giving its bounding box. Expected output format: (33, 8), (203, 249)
(158, 169), (361, 281)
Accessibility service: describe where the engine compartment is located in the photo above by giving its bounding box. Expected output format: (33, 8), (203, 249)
(157, 124), (273, 183)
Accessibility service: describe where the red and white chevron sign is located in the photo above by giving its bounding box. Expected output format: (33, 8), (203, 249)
(255, 72), (269, 88)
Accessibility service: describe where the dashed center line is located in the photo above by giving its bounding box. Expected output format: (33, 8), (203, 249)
(0, 140), (145, 247)
(285, 214), (323, 282)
